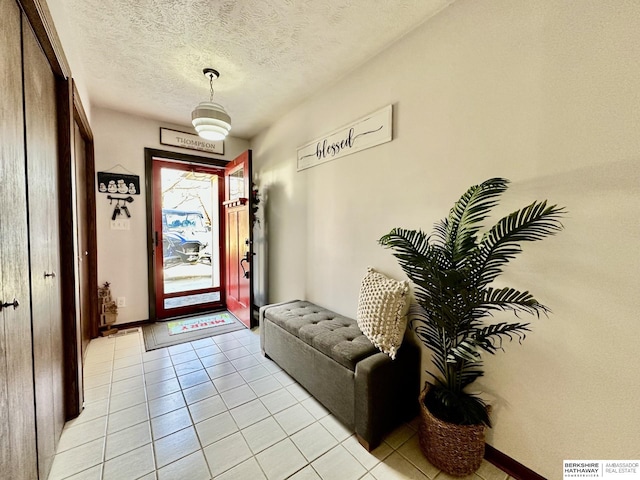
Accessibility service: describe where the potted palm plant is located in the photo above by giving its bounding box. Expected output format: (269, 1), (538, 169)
(379, 178), (565, 476)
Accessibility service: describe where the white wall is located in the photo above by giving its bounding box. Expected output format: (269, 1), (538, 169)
(250, 0), (640, 477)
(46, 0), (92, 120)
(93, 107), (249, 324)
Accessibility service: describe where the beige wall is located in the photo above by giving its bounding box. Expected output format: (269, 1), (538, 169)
(251, 0), (640, 477)
(93, 107), (249, 324)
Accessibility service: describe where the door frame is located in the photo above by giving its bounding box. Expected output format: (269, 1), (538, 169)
(71, 80), (100, 344)
(72, 81), (98, 342)
(57, 78), (97, 420)
(144, 148), (227, 321)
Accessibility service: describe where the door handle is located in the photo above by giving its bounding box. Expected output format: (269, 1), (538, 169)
(44, 271), (56, 278)
(240, 257), (250, 279)
(0, 298), (20, 311)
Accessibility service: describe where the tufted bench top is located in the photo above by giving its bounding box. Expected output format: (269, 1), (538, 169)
(262, 300), (377, 371)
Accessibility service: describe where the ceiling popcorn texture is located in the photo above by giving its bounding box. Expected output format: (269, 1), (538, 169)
(58, 0), (454, 138)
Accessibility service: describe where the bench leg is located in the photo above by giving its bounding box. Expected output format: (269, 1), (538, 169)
(356, 434), (373, 452)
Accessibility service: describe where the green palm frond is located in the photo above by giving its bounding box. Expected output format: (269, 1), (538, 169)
(458, 366), (484, 389)
(415, 329), (447, 378)
(473, 322), (532, 354)
(411, 315), (444, 350)
(442, 178), (509, 264)
(411, 306), (449, 377)
(472, 201), (565, 287)
(447, 321), (532, 364)
(379, 228), (431, 257)
(379, 228), (437, 279)
(379, 230), (454, 319)
(447, 339), (482, 363)
(479, 287), (550, 317)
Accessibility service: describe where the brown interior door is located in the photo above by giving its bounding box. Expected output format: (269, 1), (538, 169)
(0, 2), (38, 478)
(224, 151), (253, 328)
(23, 15), (66, 479)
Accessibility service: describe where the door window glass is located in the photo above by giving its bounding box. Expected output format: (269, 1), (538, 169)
(161, 167), (220, 300)
(229, 168), (244, 200)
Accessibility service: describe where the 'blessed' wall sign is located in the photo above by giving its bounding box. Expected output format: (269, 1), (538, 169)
(296, 105), (392, 171)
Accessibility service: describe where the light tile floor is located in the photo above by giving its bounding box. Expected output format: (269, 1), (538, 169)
(48, 327), (515, 480)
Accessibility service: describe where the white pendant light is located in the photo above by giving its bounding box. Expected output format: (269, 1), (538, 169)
(192, 68), (231, 141)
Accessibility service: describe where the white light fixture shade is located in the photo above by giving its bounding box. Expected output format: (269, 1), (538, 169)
(192, 101), (231, 141)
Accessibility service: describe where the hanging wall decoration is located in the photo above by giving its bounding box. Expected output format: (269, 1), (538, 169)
(97, 166), (140, 195)
(296, 104), (393, 171)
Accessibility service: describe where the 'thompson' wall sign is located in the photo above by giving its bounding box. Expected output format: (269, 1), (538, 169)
(296, 105), (392, 171)
(160, 128), (224, 155)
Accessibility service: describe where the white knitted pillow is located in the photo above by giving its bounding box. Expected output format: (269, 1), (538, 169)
(356, 267), (409, 359)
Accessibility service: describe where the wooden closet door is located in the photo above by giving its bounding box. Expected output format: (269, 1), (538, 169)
(23, 15), (65, 480)
(0, 3), (38, 479)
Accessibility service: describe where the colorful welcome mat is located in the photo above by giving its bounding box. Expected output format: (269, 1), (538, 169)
(142, 311), (245, 351)
(167, 312), (235, 335)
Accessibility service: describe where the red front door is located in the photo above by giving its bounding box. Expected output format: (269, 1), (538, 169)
(224, 151), (253, 328)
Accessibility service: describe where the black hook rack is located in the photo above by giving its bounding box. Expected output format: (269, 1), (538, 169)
(107, 195), (134, 204)
(108, 196), (134, 220)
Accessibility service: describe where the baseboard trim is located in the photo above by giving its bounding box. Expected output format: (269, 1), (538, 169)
(96, 319), (151, 336)
(485, 444), (547, 480)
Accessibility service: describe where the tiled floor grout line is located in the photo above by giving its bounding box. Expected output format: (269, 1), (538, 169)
(168, 334), (303, 479)
(76, 331), (398, 479)
(51, 327), (512, 480)
(138, 334), (157, 480)
(158, 331), (343, 479)
(165, 333), (394, 479)
(88, 336), (338, 475)
(180, 337), (236, 479)
(98, 341), (113, 480)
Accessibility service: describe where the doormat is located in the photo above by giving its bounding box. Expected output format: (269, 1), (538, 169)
(167, 312), (235, 335)
(142, 311), (245, 351)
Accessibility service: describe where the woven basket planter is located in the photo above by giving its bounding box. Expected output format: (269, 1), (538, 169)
(418, 385), (487, 477)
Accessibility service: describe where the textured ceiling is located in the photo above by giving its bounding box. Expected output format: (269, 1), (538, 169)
(56, 0), (454, 139)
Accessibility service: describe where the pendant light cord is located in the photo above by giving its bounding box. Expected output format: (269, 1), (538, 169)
(209, 73), (215, 102)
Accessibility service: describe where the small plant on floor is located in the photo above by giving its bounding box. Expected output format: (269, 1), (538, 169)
(379, 177), (566, 427)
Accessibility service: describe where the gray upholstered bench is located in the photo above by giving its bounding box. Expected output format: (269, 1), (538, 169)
(259, 300), (419, 450)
